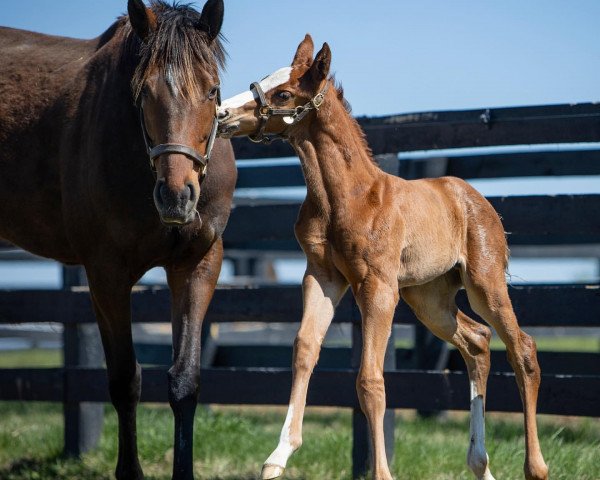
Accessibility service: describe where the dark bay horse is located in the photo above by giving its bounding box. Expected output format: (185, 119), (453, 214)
(218, 35), (548, 480)
(0, 1), (236, 478)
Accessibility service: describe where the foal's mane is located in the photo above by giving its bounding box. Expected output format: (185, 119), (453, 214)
(331, 77), (374, 161)
(128, 1), (226, 102)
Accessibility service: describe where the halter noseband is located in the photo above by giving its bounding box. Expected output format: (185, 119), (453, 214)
(248, 81), (329, 144)
(138, 85), (221, 180)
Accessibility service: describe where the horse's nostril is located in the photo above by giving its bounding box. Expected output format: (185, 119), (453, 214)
(160, 183), (171, 204)
(185, 182), (196, 203)
(217, 109), (230, 121)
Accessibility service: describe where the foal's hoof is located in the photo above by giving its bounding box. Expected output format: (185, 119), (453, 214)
(261, 463), (285, 479)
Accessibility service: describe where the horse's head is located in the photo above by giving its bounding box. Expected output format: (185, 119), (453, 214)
(129, 0), (224, 225)
(217, 34), (331, 143)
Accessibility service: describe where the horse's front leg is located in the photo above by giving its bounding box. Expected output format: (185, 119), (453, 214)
(166, 238), (223, 480)
(86, 265), (143, 480)
(261, 257), (347, 480)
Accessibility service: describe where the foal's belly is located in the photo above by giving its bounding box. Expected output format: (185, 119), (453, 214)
(396, 239), (461, 288)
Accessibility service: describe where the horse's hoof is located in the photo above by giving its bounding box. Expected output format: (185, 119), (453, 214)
(261, 463), (285, 479)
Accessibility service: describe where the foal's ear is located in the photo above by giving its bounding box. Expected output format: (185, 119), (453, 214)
(306, 42), (332, 87)
(198, 0), (224, 42)
(128, 0), (157, 41)
(292, 34), (315, 67)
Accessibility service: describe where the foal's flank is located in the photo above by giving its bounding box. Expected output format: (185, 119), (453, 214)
(218, 34), (548, 480)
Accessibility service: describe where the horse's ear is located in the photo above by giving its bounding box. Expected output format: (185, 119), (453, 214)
(128, 0), (157, 41)
(198, 0), (224, 41)
(306, 42), (331, 87)
(292, 34), (314, 67)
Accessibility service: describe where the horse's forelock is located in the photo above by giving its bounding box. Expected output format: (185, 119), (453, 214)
(131, 1), (226, 102)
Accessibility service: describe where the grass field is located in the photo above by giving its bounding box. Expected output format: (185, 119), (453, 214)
(0, 344), (598, 479)
(0, 402), (599, 480)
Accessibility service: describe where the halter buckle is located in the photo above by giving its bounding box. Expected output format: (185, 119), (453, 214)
(259, 105), (271, 117)
(312, 92), (325, 109)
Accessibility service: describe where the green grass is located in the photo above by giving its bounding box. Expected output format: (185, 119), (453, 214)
(0, 348), (62, 367)
(0, 402), (599, 480)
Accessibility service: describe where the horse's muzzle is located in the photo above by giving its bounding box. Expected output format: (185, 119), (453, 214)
(153, 179), (199, 226)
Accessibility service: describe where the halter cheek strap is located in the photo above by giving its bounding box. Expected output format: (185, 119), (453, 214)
(247, 81), (329, 144)
(138, 85), (221, 180)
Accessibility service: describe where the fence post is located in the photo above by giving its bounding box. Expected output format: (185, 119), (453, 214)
(62, 265), (104, 457)
(351, 320), (396, 478)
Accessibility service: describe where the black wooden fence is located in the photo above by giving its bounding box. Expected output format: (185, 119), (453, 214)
(1, 102), (600, 477)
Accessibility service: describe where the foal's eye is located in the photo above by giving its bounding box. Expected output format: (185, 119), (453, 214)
(208, 85), (219, 100)
(276, 91), (292, 101)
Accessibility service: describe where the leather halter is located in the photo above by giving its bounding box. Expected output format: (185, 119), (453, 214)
(138, 86), (221, 180)
(248, 81), (329, 144)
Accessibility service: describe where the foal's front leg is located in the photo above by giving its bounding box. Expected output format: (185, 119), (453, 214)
(166, 239), (223, 480)
(262, 260), (347, 480)
(354, 277), (398, 480)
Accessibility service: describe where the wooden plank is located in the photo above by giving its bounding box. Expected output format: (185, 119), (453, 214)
(223, 195), (600, 248)
(0, 283), (598, 327)
(231, 103), (600, 158)
(0, 368), (63, 401)
(361, 103), (600, 154)
(2, 367), (598, 416)
(236, 163), (305, 189)
(141, 343), (600, 377)
(440, 149), (600, 179)
(447, 350), (600, 376)
(235, 148), (600, 190)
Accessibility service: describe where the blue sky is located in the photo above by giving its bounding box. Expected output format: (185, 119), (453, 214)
(3, 0), (599, 115)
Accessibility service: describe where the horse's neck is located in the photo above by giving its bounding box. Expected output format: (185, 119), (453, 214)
(291, 89), (381, 215)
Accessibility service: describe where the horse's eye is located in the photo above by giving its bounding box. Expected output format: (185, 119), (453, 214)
(208, 85), (219, 100)
(141, 86), (149, 98)
(276, 91), (292, 101)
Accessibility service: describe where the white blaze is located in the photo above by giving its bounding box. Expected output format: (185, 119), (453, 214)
(221, 66), (293, 109)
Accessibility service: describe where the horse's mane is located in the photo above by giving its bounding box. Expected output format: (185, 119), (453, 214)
(331, 77), (374, 161)
(128, 1), (226, 102)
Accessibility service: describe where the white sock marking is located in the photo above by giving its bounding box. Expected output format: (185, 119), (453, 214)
(264, 404), (295, 468)
(222, 66), (292, 109)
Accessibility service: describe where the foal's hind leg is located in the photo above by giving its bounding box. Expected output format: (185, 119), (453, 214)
(402, 272), (496, 480)
(461, 263), (548, 480)
(261, 258), (347, 480)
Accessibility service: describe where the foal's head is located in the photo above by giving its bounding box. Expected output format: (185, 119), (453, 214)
(217, 34), (331, 142)
(129, 0), (225, 225)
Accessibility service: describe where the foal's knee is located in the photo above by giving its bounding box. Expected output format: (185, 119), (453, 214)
(293, 334), (319, 374)
(356, 370), (386, 411)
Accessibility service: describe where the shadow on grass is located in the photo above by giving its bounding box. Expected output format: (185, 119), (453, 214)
(0, 456), (110, 480)
(1, 457), (272, 480)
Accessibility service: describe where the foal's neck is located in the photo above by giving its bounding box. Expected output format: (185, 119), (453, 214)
(290, 84), (382, 214)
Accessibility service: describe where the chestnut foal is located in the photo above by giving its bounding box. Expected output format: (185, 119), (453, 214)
(218, 35), (548, 480)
